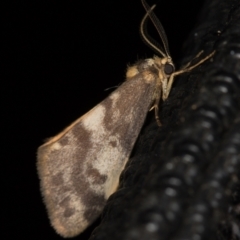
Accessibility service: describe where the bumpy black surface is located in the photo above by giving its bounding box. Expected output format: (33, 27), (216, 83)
(90, 0), (240, 239)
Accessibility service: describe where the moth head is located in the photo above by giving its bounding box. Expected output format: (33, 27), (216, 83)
(153, 56), (175, 77)
(140, 0), (175, 76)
(164, 59), (175, 76)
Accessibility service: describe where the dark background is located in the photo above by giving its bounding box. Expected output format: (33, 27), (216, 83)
(3, 0), (205, 239)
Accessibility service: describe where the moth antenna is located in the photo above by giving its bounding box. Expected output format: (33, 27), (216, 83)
(140, 0), (171, 58)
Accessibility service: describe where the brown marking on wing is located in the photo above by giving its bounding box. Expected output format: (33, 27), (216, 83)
(51, 172), (64, 186)
(58, 136), (69, 145)
(82, 191), (106, 222)
(110, 139), (117, 147)
(86, 165), (108, 185)
(58, 197), (75, 218)
(63, 207), (75, 218)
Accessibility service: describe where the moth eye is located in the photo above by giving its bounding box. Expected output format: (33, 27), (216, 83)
(164, 63), (175, 75)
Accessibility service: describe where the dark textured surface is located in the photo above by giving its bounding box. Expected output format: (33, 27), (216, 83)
(89, 0), (240, 240)
(3, 0), (240, 239)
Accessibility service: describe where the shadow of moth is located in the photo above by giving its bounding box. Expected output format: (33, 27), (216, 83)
(37, 0), (215, 238)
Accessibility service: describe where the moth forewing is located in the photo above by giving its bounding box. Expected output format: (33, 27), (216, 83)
(37, 59), (159, 237)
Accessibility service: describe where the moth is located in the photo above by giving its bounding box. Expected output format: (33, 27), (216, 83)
(37, 0), (215, 238)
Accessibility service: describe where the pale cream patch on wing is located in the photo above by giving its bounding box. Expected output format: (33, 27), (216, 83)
(50, 142), (62, 150)
(77, 116), (126, 197)
(109, 91), (120, 102)
(82, 104), (106, 132)
(93, 135), (122, 173)
(82, 134), (124, 196)
(109, 92), (121, 122)
(91, 134), (126, 198)
(104, 157), (129, 198)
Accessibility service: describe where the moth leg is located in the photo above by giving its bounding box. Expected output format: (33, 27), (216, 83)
(163, 50), (215, 100)
(181, 50), (204, 69)
(162, 73), (175, 101)
(154, 84), (162, 126)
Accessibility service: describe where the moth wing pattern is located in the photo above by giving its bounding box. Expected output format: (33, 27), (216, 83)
(37, 60), (158, 237)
